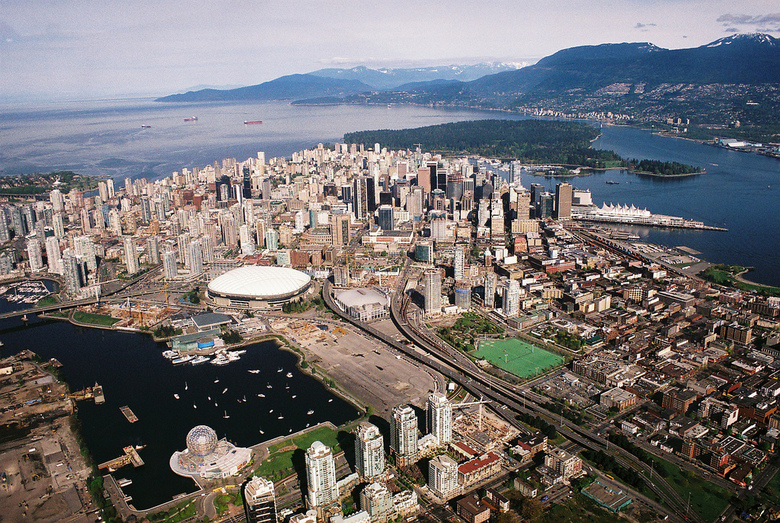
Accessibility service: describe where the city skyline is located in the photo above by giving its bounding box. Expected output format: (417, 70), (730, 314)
(1, 0), (779, 101)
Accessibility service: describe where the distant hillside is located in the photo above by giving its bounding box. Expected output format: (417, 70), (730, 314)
(343, 119), (623, 167)
(319, 34), (780, 128)
(309, 62), (526, 89)
(156, 74), (373, 102)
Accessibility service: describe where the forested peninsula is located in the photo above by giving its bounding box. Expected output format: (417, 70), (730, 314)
(344, 120), (702, 176)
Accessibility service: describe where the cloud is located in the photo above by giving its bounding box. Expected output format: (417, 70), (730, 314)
(717, 13), (780, 28)
(723, 27), (739, 33)
(634, 22), (657, 29)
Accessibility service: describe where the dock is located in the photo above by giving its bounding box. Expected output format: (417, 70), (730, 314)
(98, 446), (145, 471)
(120, 405), (138, 423)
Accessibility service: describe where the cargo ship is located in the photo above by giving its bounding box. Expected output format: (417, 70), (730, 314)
(184, 116), (198, 122)
(244, 120), (263, 125)
(140, 125), (152, 129)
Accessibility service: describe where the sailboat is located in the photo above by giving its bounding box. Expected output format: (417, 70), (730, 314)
(185, 382), (188, 391)
(223, 411), (230, 419)
(193, 404), (197, 409)
(174, 394), (179, 400)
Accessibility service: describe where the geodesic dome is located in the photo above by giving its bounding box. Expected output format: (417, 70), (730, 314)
(186, 425), (218, 457)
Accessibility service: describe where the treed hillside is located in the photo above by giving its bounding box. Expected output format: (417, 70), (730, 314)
(344, 120), (624, 168)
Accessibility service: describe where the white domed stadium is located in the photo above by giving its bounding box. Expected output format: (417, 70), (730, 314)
(207, 265), (311, 309)
(170, 424), (252, 480)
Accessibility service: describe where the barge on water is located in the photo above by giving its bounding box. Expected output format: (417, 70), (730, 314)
(120, 405), (138, 423)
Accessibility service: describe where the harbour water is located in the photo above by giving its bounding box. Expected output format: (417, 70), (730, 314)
(1, 306), (359, 509)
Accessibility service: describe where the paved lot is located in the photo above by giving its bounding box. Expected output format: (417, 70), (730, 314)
(274, 316), (442, 415)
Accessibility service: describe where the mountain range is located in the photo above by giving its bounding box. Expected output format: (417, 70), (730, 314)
(156, 34), (780, 127)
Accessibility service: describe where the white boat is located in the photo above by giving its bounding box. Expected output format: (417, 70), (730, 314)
(307, 410), (314, 415)
(185, 382), (188, 390)
(174, 394), (180, 400)
(212, 356), (231, 365)
(291, 395), (297, 399)
(118, 478), (133, 487)
(162, 350), (178, 359)
(222, 388), (228, 394)
(277, 415), (284, 419)
(214, 379), (220, 383)
(328, 399), (333, 402)
(286, 372), (293, 378)
(257, 394), (265, 398)
(269, 409), (273, 413)
(233, 349), (246, 355)
(266, 384), (272, 389)
(277, 368), (283, 373)
(223, 411), (229, 419)
(190, 356), (210, 365)
(226, 352), (241, 362)
(193, 404), (197, 409)
(242, 396), (247, 402)
(172, 355), (195, 365)
(259, 429), (264, 434)
(248, 369), (260, 374)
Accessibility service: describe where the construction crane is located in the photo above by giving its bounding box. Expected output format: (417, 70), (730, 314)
(452, 397), (492, 432)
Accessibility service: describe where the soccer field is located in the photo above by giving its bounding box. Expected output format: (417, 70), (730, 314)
(475, 338), (565, 378)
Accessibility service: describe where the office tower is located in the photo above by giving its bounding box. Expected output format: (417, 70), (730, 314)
(265, 229), (278, 251)
(243, 476), (277, 523)
(243, 166), (252, 199)
(45, 236), (61, 274)
(509, 161), (522, 185)
(73, 236), (97, 272)
(305, 441), (339, 509)
(10, 207), (24, 236)
(329, 214), (350, 246)
(365, 176), (377, 213)
(162, 249), (177, 279)
(123, 236), (139, 275)
(27, 238), (43, 272)
(50, 189), (65, 213)
(177, 233), (191, 268)
(554, 182), (573, 219)
(477, 199), (490, 227)
(539, 192), (554, 219)
(414, 241), (433, 264)
(106, 178), (115, 198)
(503, 279), (521, 318)
(355, 422), (385, 480)
(453, 244), (465, 282)
(146, 236), (161, 265)
(262, 178), (272, 200)
(516, 190), (532, 220)
(240, 224), (256, 255)
(360, 483), (393, 523)
(416, 166), (431, 196)
(428, 454), (459, 498)
(377, 205), (394, 232)
(408, 187), (424, 220)
(446, 175), (463, 202)
(140, 195), (152, 224)
(483, 272), (497, 308)
(188, 239), (203, 275)
(222, 213), (238, 247)
(0, 210), (9, 243)
(426, 392), (452, 445)
(423, 269), (441, 315)
(390, 405), (419, 465)
(340, 184), (353, 203)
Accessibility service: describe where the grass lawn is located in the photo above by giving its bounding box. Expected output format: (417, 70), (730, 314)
(147, 499), (196, 523)
(256, 425), (341, 480)
(649, 455), (730, 522)
(540, 494), (655, 523)
(475, 338), (564, 378)
(72, 310), (120, 326)
(36, 295), (59, 307)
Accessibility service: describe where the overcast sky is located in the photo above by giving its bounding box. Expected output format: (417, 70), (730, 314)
(1, 0), (778, 101)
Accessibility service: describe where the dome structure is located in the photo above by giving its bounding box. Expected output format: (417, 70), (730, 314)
(207, 265), (311, 309)
(186, 425), (218, 457)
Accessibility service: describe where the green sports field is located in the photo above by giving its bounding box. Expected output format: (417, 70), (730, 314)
(475, 338), (565, 378)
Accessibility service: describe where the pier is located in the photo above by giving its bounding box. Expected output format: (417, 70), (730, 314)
(98, 446), (145, 471)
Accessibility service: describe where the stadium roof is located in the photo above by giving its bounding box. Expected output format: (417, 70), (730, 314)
(335, 288), (388, 308)
(207, 266), (310, 300)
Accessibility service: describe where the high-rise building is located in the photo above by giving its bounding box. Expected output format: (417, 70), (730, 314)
(188, 239), (203, 275)
(162, 249), (177, 279)
(146, 236), (161, 265)
(74, 236), (97, 272)
(538, 192), (554, 219)
(240, 224), (256, 255)
(330, 214), (350, 246)
(423, 269), (441, 315)
(453, 244), (466, 282)
(454, 282), (471, 310)
(243, 476), (277, 523)
(0, 210), (9, 243)
(265, 229), (278, 251)
(554, 182), (573, 219)
(355, 422), (385, 480)
(428, 454), (459, 498)
(359, 483), (393, 523)
(62, 251), (84, 296)
(140, 195), (152, 224)
(377, 205), (394, 232)
(50, 189), (65, 213)
(483, 272), (497, 308)
(426, 392), (452, 446)
(45, 236), (62, 274)
(123, 236), (139, 275)
(390, 404), (419, 465)
(242, 166), (253, 200)
(27, 238), (43, 272)
(305, 441), (339, 510)
(503, 279), (521, 318)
